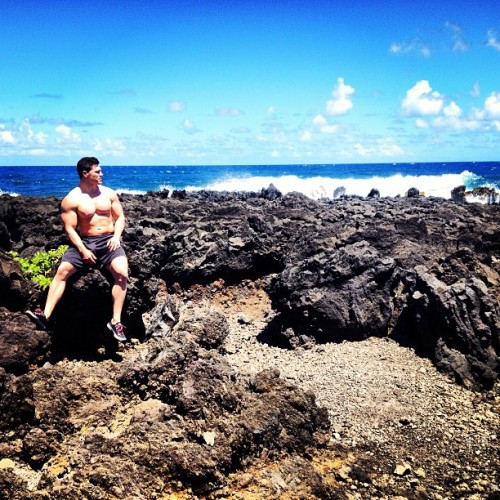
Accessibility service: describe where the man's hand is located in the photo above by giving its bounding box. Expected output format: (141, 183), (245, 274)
(81, 247), (97, 264)
(107, 235), (122, 252)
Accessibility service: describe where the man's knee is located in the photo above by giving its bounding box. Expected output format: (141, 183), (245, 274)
(54, 261), (77, 280)
(109, 257), (128, 283)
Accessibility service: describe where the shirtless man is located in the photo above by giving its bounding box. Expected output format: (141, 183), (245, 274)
(27, 157), (129, 341)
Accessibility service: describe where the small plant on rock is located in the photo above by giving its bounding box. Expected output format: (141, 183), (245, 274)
(9, 245), (68, 290)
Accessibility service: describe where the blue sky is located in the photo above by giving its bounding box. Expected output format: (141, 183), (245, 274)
(0, 0), (499, 166)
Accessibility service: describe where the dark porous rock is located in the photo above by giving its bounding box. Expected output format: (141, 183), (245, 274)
(451, 185), (466, 203)
(1, 193), (499, 389)
(260, 183), (282, 200)
(0, 308), (51, 373)
(22, 428), (61, 469)
(0, 250), (38, 312)
(406, 187), (420, 198)
(465, 186), (498, 204)
(367, 188), (380, 199)
(0, 368), (35, 432)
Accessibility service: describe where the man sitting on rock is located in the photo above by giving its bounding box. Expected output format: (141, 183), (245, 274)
(26, 157), (129, 341)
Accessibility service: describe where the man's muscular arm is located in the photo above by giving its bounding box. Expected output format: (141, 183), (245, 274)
(107, 190), (125, 251)
(61, 195), (96, 264)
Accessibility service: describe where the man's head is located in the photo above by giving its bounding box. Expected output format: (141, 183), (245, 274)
(77, 157), (100, 178)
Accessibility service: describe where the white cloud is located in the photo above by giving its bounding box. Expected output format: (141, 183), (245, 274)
(300, 130), (312, 142)
(487, 30), (500, 50)
(470, 81), (481, 98)
(312, 114), (327, 126)
(311, 113), (339, 134)
(402, 80), (443, 116)
(353, 138), (403, 158)
(55, 124), (80, 143)
(0, 124), (15, 144)
(389, 43), (402, 54)
(389, 41), (431, 57)
(445, 21), (469, 52)
(325, 78), (355, 116)
(378, 138), (404, 156)
(484, 92), (500, 118)
(415, 118), (429, 129)
(168, 101), (186, 112)
(19, 119), (48, 145)
(443, 102), (462, 118)
(216, 107), (242, 117)
(320, 124), (339, 134)
(182, 118), (200, 134)
(93, 137), (127, 153)
(431, 115), (480, 131)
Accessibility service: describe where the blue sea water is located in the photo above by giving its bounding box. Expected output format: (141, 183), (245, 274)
(0, 162), (499, 201)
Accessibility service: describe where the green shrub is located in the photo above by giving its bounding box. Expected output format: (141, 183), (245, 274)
(9, 245), (68, 290)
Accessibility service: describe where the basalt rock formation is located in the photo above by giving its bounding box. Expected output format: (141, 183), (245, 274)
(0, 190), (499, 497)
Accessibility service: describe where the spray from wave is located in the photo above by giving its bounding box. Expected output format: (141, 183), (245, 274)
(179, 170), (487, 200)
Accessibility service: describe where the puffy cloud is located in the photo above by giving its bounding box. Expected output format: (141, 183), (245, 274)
(93, 137), (127, 153)
(182, 118), (200, 134)
(443, 102), (462, 118)
(487, 30), (500, 50)
(0, 125), (15, 144)
(168, 101), (186, 112)
(484, 92), (500, 118)
(325, 78), (355, 116)
(407, 82), (499, 133)
(311, 113), (339, 134)
(312, 114), (327, 126)
(55, 124), (81, 144)
(19, 119), (48, 145)
(402, 80), (443, 116)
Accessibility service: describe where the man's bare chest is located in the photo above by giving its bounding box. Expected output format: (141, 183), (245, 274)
(77, 194), (112, 218)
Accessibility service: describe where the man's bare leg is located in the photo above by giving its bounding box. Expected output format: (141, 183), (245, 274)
(26, 261), (77, 329)
(44, 261), (78, 319)
(107, 255), (128, 324)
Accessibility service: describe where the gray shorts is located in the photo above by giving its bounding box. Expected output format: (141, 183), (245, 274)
(61, 234), (127, 271)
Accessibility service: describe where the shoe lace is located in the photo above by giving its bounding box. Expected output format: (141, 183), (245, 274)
(114, 322), (124, 334)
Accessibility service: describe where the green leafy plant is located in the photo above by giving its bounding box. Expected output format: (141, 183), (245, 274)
(9, 245), (68, 290)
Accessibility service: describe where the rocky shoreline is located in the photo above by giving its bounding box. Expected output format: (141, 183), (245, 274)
(0, 189), (498, 498)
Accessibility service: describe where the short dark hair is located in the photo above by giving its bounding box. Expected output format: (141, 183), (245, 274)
(76, 157), (100, 178)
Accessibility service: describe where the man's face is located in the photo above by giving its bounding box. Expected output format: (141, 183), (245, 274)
(85, 164), (103, 184)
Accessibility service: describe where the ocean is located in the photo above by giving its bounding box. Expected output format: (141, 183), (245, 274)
(0, 162), (499, 201)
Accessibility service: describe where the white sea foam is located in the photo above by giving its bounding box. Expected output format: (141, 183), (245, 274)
(183, 171), (487, 200)
(0, 188), (19, 197)
(116, 188), (148, 196)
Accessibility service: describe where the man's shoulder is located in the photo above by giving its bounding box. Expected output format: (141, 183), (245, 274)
(62, 187), (82, 204)
(101, 185), (119, 200)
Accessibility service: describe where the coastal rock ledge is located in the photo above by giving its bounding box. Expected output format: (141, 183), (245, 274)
(0, 190), (498, 498)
